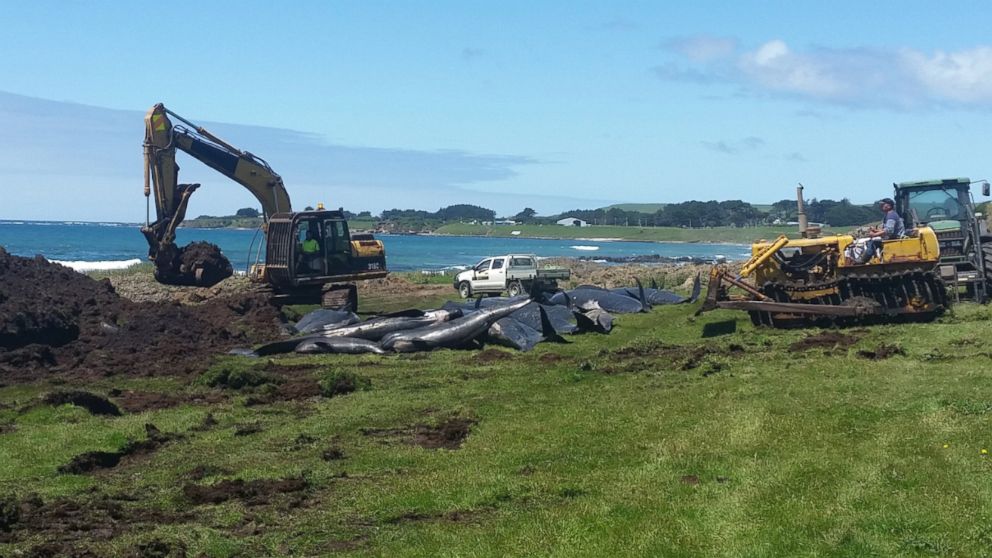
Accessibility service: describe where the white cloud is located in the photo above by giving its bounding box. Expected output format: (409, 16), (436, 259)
(904, 46), (992, 104)
(658, 37), (992, 109)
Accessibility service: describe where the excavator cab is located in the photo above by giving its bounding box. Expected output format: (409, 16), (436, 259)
(259, 209), (387, 307)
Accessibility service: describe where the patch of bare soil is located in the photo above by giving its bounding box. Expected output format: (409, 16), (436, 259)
(0, 247), (284, 383)
(598, 341), (737, 374)
(185, 465), (232, 481)
(41, 390), (121, 416)
(0, 491), (192, 550)
(537, 353), (567, 364)
(473, 348), (515, 364)
(386, 508), (489, 524)
(109, 389), (225, 413)
(789, 331), (860, 352)
(182, 477), (308, 506)
(58, 424), (181, 474)
(857, 344), (906, 360)
(126, 537), (187, 558)
(362, 415), (477, 450)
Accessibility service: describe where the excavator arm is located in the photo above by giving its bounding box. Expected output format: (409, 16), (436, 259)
(141, 103), (292, 284)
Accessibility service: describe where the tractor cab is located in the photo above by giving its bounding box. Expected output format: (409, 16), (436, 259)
(894, 178), (991, 302)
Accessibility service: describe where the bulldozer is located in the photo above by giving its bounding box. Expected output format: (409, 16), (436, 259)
(141, 103), (387, 309)
(698, 185), (947, 327)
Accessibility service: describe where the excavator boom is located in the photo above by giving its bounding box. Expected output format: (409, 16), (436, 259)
(141, 103), (291, 285)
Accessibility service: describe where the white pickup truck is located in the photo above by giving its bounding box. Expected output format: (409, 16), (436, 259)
(453, 254), (570, 298)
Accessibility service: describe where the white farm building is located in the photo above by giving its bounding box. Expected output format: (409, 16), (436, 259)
(556, 217), (588, 227)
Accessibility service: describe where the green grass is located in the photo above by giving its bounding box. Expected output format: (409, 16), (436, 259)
(434, 223), (808, 244)
(4, 302), (992, 556)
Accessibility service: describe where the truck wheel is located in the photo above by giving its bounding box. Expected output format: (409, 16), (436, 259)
(458, 281), (472, 299)
(507, 280), (526, 297)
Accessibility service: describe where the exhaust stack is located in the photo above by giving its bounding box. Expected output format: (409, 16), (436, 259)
(797, 183), (808, 237)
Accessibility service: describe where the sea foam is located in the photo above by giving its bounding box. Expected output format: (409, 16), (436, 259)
(52, 259), (143, 272)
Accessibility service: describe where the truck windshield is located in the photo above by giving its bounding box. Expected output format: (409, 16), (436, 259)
(907, 188), (966, 222)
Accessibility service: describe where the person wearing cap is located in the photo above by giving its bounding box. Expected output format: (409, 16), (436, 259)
(862, 198), (905, 263)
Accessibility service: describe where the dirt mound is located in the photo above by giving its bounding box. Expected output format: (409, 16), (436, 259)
(42, 390), (121, 416)
(789, 331), (860, 352)
(182, 477), (307, 506)
(0, 248), (119, 352)
(177, 242), (233, 287)
(58, 424), (180, 474)
(0, 248), (283, 383)
(154, 242), (232, 288)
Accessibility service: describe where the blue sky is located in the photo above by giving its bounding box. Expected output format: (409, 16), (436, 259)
(2, 1), (992, 220)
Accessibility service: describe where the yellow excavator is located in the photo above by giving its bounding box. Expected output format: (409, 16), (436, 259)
(141, 103), (387, 309)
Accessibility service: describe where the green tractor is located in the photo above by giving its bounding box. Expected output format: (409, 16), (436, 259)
(893, 178), (991, 302)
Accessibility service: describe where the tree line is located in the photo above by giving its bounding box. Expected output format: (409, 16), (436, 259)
(218, 198), (881, 231)
(512, 199), (880, 228)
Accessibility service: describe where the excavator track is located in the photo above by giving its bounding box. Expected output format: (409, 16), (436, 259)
(748, 270), (947, 328)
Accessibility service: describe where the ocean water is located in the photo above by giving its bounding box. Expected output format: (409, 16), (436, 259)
(0, 221), (751, 272)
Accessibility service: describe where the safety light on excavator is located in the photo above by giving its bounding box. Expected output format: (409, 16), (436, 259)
(316, 202), (325, 210)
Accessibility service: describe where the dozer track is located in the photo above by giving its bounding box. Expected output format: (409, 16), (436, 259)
(749, 270), (947, 328)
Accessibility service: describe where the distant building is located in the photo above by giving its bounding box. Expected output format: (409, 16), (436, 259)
(556, 217), (588, 227)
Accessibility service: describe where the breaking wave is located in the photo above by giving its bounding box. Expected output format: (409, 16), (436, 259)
(52, 259), (144, 272)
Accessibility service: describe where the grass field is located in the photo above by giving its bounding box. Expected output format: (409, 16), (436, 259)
(3, 296), (992, 556)
(433, 223), (808, 244)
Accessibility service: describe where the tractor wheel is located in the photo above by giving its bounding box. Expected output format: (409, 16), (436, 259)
(983, 243), (992, 303)
(458, 281), (472, 299)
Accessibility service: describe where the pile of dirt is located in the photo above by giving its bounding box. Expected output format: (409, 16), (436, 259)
(176, 242), (233, 287)
(0, 247), (283, 382)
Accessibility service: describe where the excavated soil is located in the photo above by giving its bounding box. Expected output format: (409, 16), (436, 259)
(58, 424), (181, 474)
(789, 331), (860, 352)
(362, 416), (477, 450)
(0, 247), (283, 383)
(473, 349), (515, 363)
(175, 241), (233, 287)
(0, 491), (192, 549)
(598, 341), (737, 373)
(857, 344), (906, 360)
(182, 477), (308, 506)
(41, 390), (122, 416)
